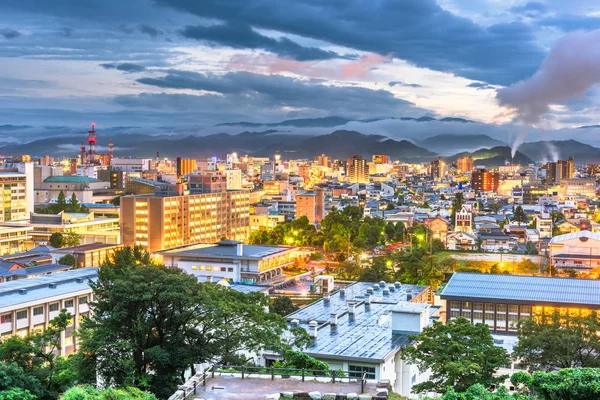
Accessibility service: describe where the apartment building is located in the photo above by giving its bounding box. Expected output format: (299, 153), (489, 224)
(0, 268), (97, 356)
(121, 191), (250, 253)
(295, 189), (325, 224)
(0, 172), (28, 221)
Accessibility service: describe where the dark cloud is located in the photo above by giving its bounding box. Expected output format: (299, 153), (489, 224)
(388, 81), (423, 88)
(100, 62), (146, 72)
(0, 28), (21, 39)
(156, 0), (545, 85)
(467, 82), (495, 90)
(510, 2), (548, 17)
(139, 24), (161, 38)
(181, 22), (342, 61)
(134, 70), (427, 118)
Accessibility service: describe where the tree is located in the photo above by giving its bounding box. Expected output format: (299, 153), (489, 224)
(0, 388), (36, 400)
(513, 311), (600, 372)
(62, 230), (81, 248)
(402, 318), (510, 394)
(271, 296), (297, 316)
(513, 206), (528, 224)
(0, 362), (42, 399)
(451, 192), (465, 225)
(273, 349), (329, 373)
(62, 385), (157, 400)
(57, 255), (75, 267)
(56, 191), (67, 211)
(0, 311), (74, 399)
(78, 247), (295, 398)
(359, 257), (392, 282)
(511, 368), (600, 400)
(438, 384), (523, 400)
(67, 194), (80, 212)
(49, 233), (64, 248)
(394, 249), (445, 290)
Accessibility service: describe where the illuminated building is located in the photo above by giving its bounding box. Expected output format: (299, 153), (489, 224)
(159, 240), (297, 284)
(559, 178), (596, 198)
(456, 156), (473, 173)
(549, 230), (600, 271)
(372, 154), (389, 164)
(545, 156), (574, 185)
(0, 172), (28, 222)
(347, 155), (369, 184)
(51, 243), (123, 268)
(120, 191), (250, 253)
(442, 272), (600, 334)
(430, 157), (446, 181)
(176, 157), (197, 176)
(295, 189), (325, 224)
(314, 154), (331, 167)
(188, 173), (226, 194)
(39, 155), (54, 166)
(471, 168), (499, 192)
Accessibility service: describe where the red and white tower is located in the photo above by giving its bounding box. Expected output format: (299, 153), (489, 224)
(108, 137), (114, 166)
(87, 122), (97, 163)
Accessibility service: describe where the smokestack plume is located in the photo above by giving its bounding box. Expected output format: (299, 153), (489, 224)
(497, 29), (600, 125)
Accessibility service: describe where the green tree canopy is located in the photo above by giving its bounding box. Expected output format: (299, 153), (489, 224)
(57, 255), (75, 267)
(61, 385), (157, 400)
(511, 368), (600, 400)
(78, 247), (297, 398)
(513, 311), (600, 372)
(270, 296), (297, 316)
(402, 318), (510, 394)
(49, 233), (64, 248)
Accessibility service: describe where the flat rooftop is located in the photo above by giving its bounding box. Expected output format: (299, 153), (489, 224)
(0, 268), (97, 311)
(159, 241), (295, 260)
(52, 243), (122, 253)
(287, 281), (430, 363)
(441, 272), (600, 307)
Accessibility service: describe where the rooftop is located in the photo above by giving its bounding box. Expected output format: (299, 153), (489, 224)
(0, 268), (97, 311)
(52, 243), (122, 253)
(43, 175), (103, 184)
(441, 272), (600, 307)
(159, 241), (295, 260)
(287, 281), (431, 363)
(550, 230), (600, 243)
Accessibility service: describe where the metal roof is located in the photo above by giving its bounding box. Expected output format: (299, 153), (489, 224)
(549, 230), (600, 243)
(287, 281), (430, 362)
(44, 176), (103, 183)
(159, 243), (295, 260)
(440, 272), (600, 307)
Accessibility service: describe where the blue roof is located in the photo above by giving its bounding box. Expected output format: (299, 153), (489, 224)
(287, 281), (430, 362)
(24, 264), (72, 275)
(44, 176), (103, 183)
(441, 272), (600, 307)
(159, 242), (294, 260)
(0, 268), (97, 311)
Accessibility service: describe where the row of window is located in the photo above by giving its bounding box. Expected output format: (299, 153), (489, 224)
(191, 265), (234, 272)
(0, 296), (88, 324)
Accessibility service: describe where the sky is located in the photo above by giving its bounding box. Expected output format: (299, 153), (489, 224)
(1, 0), (600, 133)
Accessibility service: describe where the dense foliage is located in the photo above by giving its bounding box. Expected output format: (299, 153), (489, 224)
(61, 385), (157, 400)
(513, 311), (600, 371)
(403, 318), (510, 394)
(270, 296), (298, 316)
(36, 192), (89, 215)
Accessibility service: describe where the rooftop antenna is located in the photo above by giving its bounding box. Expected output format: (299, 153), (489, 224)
(87, 122), (97, 163)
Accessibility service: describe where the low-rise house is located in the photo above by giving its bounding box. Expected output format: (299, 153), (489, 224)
(549, 230), (600, 271)
(51, 243), (122, 268)
(446, 231), (478, 251)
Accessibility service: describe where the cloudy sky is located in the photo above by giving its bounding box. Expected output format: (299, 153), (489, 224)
(1, 0), (600, 131)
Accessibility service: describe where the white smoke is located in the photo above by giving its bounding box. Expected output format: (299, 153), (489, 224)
(497, 29), (600, 125)
(511, 125), (528, 158)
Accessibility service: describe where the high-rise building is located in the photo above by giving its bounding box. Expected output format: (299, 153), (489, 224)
(430, 157), (446, 181)
(314, 154), (330, 168)
(347, 155), (369, 184)
(0, 172), (28, 221)
(545, 156), (574, 185)
(39, 155), (54, 166)
(471, 168), (499, 192)
(188, 173), (226, 194)
(121, 191), (250, 253)
(176, 157), (197, 176)
(456, 156), (473, 173)
(295, 188), (325, 224)
(372, 154), (389, 164)
(224, 168), (243, 190)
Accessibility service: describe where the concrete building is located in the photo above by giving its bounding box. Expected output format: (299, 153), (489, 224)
(110, 158), (152, 173)
(97, 168), (124, 190)
(441, 272), (600, 334)
(549, 230), (600, 271)
(347, 155), (369, 184)
(456, 156), (473, 173)
(176, 157), (197, 176)
(372, 154), (389, 164)
(249, 213), (285, 232)
(121, 191), (250, 253)
(0, 172), (29, 222)
(295, 189), (325, 224)
(50, 243), (122, 268)
(125, 177), (169, 195)
(224, 168), (243, 190)
(454, 204), (473, 234)
(430, 157), (446, 181)
(0, 268), (97, 355)
(536, 212), (553, 239)
(281, 281), (440, 397)
(159, 240), (297, 284)
(315, 154), (331, 168)
(559, 179), (596, 198)
(545, 157), (574, 185)
(188, 173), (226, 194)
(472, 168), (499, 192)
(35, 176), (112, 204)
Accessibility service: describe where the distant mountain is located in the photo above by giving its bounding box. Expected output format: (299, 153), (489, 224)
(216, 115), (475, 129)
(577, 125), (600, 129)
(419, 134), (504, 155)
(258, 130), (436, 162)
(447, 146), (533, 166)
(518, 140), (600, 164)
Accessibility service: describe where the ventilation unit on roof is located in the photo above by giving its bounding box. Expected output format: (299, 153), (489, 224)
(48, 283), (57, 289)
(19, 289), (27, 295)
(76, 278), (84, 283)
